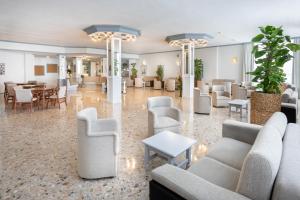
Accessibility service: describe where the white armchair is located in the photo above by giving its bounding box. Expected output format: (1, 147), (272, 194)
(135, 77), (144, 88)
(166, 79), (176, 92)
(194, 88), (211, 114)
(77, 107), (118, 179)
(147, 96), (181, 136)
(212, 85), (231, 107)
(153, 79), (162, 90)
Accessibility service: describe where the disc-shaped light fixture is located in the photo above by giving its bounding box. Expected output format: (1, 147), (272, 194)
(84, 25), (141, 42)
(166, 33), (213, 47)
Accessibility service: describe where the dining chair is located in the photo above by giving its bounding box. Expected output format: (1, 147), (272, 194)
(6, 83), (17, 107)
(14, 88), (39, 112)
(47, 86), (67, 109)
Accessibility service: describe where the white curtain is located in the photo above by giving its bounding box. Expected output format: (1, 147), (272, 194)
(242, 43), (254, 83)
(292, 37), (300, 98)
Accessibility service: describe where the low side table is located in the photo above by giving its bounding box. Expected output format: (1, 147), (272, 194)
(228, 99), (249, 118)
(142, 131), (196, 169)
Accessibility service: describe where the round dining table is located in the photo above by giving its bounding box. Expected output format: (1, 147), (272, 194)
(31, 87), (57, 109)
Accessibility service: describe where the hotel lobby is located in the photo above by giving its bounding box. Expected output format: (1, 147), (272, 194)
(1, 1), (300, 200)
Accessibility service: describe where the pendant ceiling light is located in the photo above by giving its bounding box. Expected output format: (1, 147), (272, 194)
(165, 33), (213, 47)
(84, 25), (141, 42)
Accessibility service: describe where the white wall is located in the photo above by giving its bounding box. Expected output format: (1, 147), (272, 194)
(138, 44), (244, 83)
(0, 50), (26, 93)
(138, 51), (181, 79)
(34, 56), (59, 86)
(0, 50), (59, 93)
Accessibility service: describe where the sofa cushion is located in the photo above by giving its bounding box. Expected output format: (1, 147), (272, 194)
(236, 124), (283, 200)
(264, 112), (287, 138)
(188, 157), (240, 191)
(155, 116), (180, 129)
(272, 123), (300, 200)
(206, 138), (252, 170)
(216, 95), (230, 100)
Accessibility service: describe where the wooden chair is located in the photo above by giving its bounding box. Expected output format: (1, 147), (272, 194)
(5, 83), (17, 107)
(47, 86), (67, 109)
(14, 88), (39, 112)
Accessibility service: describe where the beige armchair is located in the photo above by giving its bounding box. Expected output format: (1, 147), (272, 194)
(147, 96), (181, 136)
(212, 85), (231, 107)
(154, 79), (162, 90)
(77, 107), (118, 179)
(194, 88), (211, 114)
(135, 77), (144, 88)
(166, 79), (176, 92)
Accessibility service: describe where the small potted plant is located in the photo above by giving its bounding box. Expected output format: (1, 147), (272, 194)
(130, 63), (138, 80)
(249, 25), (300, 124)
(156, 65), (164, 81)
(194, 58), (203, 88)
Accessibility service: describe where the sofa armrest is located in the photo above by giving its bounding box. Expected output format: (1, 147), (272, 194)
(151, 164), (250, 200)
(222, 120), (262, 145)
(91, 118), (118, 132)
(167, 107), (182, 122)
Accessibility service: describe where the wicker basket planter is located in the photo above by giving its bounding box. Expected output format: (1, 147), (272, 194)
(250, 92), (281, 125)
(196, 80), (202, 88)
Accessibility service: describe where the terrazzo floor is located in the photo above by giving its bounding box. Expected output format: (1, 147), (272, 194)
(0, 86), (249, 200)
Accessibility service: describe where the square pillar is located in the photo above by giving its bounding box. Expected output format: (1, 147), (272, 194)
(182, 43), (194, 98)
(107, 37), (122, 103)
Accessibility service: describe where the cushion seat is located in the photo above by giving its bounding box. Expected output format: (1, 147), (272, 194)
(217, 96), (230, 100)
(207, 138), (252, 170)
(155, 116), (180, 129)
(188, 157), (240, 191)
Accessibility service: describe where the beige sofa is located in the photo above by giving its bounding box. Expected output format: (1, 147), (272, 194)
(150, 112), (300, 200)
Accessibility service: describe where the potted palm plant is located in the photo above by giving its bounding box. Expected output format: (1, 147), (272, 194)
(250, 25), (300, 124)
(130, 63), (138, 80)
(194, 58), (203, 88)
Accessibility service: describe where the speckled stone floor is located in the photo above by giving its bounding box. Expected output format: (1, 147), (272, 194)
(0, 86), (249, 200)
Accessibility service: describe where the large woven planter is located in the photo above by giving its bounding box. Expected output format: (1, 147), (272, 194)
(250, 92), (281, 125)
(196, 80), (202, 88)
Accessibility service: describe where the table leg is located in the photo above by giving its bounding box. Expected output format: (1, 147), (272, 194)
(240, 105), (243, 118)
(168, 157), (176, 166)
(144, 145), (150, 169)
(186, 147), (192, 168)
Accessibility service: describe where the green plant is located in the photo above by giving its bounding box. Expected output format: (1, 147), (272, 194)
(156, 65), (164, 81)
(194, 58), (203, 81)
(67, 69), (72, 74)
(250, 25), (300, 94)
(131, 63), (137, 79)
(177, 75), (182, 97)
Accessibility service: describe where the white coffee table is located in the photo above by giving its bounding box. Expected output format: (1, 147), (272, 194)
(228, 99), (249, 118)
(142, 131), (196, 169)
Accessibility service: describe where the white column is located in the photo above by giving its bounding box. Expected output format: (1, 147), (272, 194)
(182, 43), (194, 98)
(75, 57), (82, 83)
(58, 55), (67, 86)
(107, 37), (122, 103)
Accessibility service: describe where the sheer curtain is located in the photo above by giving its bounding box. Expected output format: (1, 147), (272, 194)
(242, 43), (254, 83)
(292, 37), (300, 98)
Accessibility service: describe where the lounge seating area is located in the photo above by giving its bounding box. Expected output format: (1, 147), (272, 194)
(1, 1), (300, 200)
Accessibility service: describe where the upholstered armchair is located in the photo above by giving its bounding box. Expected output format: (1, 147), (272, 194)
(166, 79), (176, 92)
(147, 96), (181, 136)
(77, 107), (118, 179)
(212, 85), (231, 107)
(153, 79), (162, 90)
(14, 88), (39, 112)
(194, 88), (211, 114)
(125, 77), (134, 87)
(135, 77), (144, 88)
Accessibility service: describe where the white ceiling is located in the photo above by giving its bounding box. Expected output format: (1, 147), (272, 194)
(0, 0), (300, 54)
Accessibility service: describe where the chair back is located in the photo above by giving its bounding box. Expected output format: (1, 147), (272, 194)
(58, 86), (66, 98)
(212, 85), (225, 92)
(199, 85), (209, 94)
(77, 107), (98, 134)
(147, 96), (173, 109)
(15, 89), (33, 102)
(7, 84), (17, 96)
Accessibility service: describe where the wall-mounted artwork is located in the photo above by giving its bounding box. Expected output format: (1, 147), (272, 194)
(34, 65), (45, 76)
(0, 63), (5, 75)
(47, 64), (58, 73)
